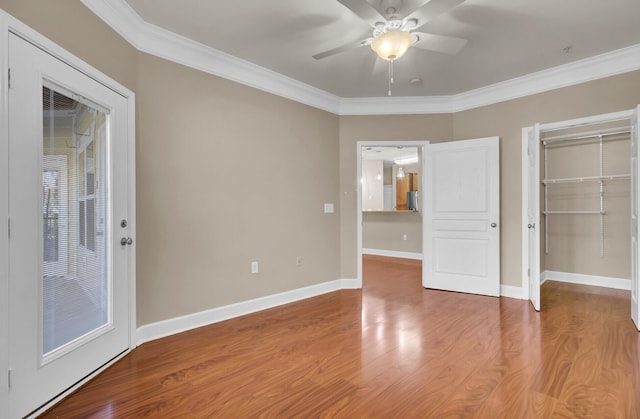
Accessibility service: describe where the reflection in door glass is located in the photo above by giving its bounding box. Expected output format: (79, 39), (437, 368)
(43, 169), (60, 262)
(42, 85), (109, 355)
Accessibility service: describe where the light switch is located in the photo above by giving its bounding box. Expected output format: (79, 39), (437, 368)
(324, 203), (334, 213)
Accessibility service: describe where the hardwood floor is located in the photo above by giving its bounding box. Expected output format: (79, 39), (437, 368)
(41, 255), (640, 418)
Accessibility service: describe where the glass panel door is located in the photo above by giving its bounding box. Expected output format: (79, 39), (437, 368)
(42, 85), (110, 357)
(8, 32), (132, 418)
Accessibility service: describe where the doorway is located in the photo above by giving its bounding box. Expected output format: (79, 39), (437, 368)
(4, 27), (136, 417)
(357, 141), (428, 287)
(356, 137), (500, 297)
(522, 107), (640, 329)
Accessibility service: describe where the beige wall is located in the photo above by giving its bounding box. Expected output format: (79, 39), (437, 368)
(339, 73), (640, 285)
(451, 72), (640, 285)
(3, 2), (340, 327)
(5, 1), (640, 328)
(339, 114), (454, 276)
(362, 212), (422, 253)
(1, 0), (138, 91)
(136, 53), (340, 324)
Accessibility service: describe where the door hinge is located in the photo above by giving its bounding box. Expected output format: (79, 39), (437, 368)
(8, 369), (12, 390)
(7, 218), (10, 239)
(8, 68), (11, 89)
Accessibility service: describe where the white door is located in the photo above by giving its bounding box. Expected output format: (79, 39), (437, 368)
(527, 125), (541, 311)
(424, 137), (500, 296)
(632, 105), (640, 330)
(8, 34), (133, 418)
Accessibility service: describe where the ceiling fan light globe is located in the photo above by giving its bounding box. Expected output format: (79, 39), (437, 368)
(371, 30), (413, 61)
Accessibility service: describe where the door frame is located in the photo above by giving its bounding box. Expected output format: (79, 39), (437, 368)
(356, 140), (428, 287)
(0, 10), (137, 414)
(521, 109), (636, 307)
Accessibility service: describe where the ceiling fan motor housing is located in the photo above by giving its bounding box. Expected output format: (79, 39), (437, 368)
(380, 0), (404, 18)
(373, 19), (408, 38)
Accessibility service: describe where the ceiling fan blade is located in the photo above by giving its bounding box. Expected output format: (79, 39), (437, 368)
(337, 0), (387, 27)
(405, 0), (465, 29)
(412, 32), (467, 55)
(371, 54), (387, 77)
(312, 38), (372, 60)
(359, 50), (379, 81)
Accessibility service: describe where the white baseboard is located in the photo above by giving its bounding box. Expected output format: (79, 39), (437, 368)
(136, 279), (357, 345)
(135, 273), (539, 346)
(362, 248), (423, 260)
(500, 284), (525, 299)
(541, 270), (631, 290)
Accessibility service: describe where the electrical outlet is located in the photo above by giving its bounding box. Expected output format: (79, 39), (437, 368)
(296, 256), (302, 267)
(251, 261), (259, 274)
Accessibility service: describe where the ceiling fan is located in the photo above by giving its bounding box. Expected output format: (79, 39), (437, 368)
(313, 0), (467, 61)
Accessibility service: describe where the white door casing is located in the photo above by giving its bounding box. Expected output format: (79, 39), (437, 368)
(7, 32), (135, 418)
(632, 105), (640, 330)
(424, 137), (500, 296)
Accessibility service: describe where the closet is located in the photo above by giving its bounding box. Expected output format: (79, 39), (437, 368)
(541, 122), (631, 281)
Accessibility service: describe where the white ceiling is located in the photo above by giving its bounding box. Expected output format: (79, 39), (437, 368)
(124, 0), (640, 98)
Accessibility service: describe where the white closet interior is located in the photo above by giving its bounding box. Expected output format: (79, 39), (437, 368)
(541, 121), (632, 282)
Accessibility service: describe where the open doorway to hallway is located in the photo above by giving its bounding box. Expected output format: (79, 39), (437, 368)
(357, 141), (427, 288)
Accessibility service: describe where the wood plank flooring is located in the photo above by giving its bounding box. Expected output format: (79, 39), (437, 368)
(41, 255), (640, 418)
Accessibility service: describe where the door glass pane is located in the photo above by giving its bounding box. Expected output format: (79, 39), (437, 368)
(42, 85), (109, 355)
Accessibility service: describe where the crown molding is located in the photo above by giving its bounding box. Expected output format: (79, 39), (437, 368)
(450, 43), (640, 113)
(82, 0), (640, 116)
(339, 95), (455, 115)
(80, 0), (342, 114)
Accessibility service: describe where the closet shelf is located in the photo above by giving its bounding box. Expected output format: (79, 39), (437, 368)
(542, 174), (630, 184)
(542, 126), (631, 257)
(543, 210), (605, 215)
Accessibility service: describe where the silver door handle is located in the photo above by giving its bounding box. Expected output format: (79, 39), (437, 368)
(120, 237), (133, 246)
(491, 223), (497, 228)
(528, 224), (535, 229)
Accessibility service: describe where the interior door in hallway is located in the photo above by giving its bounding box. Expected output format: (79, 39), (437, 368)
(424, 137), (500, 296)
(8, 33), (133, 418)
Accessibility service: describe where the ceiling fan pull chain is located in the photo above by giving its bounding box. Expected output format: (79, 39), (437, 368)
(388, 60), (394, 96)
(391, 60), (395, 84)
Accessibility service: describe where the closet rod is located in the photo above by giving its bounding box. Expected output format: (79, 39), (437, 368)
(542, 174), (630, 184)
(543, 210), (605, 215)
(543, 126), (630, 144)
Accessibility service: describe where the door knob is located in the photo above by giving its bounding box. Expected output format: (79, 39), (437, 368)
(528, 224), (535, 229)
(120, 237), (133, 246)
(491, 222), (497, 228)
